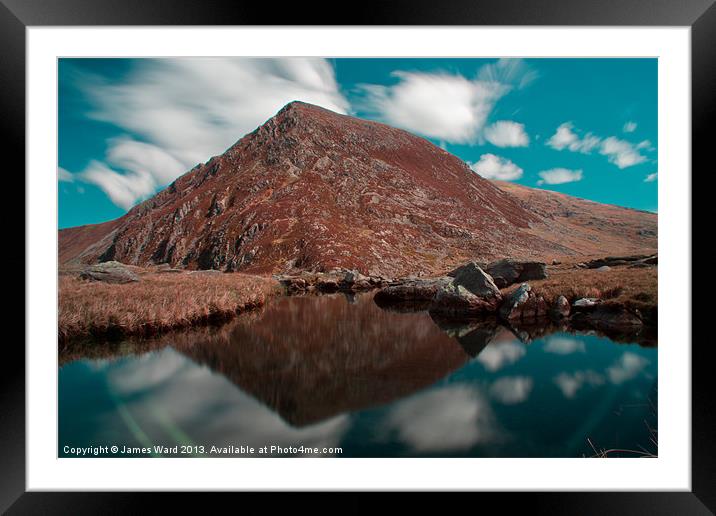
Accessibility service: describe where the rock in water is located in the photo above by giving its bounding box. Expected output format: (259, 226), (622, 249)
(498, 283), (548, 322)
(79, 261), (140, 284)
(430, 282), (501, 315)
(486, 259), (547, 288)
(451, 262), (501, 299)
(374, 277), (453, 306)
(551, 295), (571, 319)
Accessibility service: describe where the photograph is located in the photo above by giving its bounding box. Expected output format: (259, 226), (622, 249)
(57, 56), (659, 459)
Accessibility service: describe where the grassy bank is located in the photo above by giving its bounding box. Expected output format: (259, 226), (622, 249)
(504, 265), (658, 322)
(59, 271), (281, 343)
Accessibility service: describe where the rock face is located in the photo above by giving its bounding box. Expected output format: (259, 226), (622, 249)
(486, 259), (547, 288)
(79, 261), (140, 284)
(59, 101), (657, 276)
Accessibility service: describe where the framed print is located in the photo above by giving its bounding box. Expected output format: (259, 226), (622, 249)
(3, 0), (711, 512)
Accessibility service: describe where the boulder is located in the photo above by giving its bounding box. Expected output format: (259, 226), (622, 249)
(595, 265), (611, 271)
(447, 261), (487, 277)
(79, 261), (140, 284)
(573, 297), (600, 308)
(486, 259), (547, 288)
(451, 262), (500, 299)
(498, 283), (550, 323)
(430, 282), (501, 315)
(551, 295), (571, 319)
(374, 277), (453, 307)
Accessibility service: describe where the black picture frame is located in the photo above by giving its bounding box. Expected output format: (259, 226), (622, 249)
(2, 0), (709, 513)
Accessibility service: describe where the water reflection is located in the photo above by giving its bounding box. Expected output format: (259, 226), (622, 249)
(59, 291), (657, 457)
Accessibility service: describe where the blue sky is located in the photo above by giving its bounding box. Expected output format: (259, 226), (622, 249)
(59, 58), (657, 229)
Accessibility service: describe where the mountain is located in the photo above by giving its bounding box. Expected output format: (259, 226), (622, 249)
(59, 101), (657, 277)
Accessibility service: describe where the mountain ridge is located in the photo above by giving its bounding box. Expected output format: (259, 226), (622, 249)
(59, 101), (657, 277)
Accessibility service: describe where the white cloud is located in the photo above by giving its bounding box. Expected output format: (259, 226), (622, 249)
(623, 121), (637, 133)
(599, 136), (648, 169)
(477, 341), (526, 372)
(546, 122), (601, 153)
(547, 122), (651, 169)
(81, 159), (158, 210)
(543, 337), (585, 355)
(489, 376), (533, 404)
(70, 58), (349, 209)
(58, 166), (74, 182)
(79, 138), (187, 210)
(477, 58), (539, 90)
(384, 385), (498, 452)
(606, 352), (650, 384)
(358, 59), (536, 144)
(360, 71), (507, 144)
(644, 172), (658, 182)
(553, 370), (605, 399)
(92, 348), (350, 454)
(537, 168), (583, 185)
(484, 120), (529, 147)
(470, 153), (523, 181)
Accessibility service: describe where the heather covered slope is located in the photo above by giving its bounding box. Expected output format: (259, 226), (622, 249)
(59, 101), (657, 277)
(492, 181), (657, 259)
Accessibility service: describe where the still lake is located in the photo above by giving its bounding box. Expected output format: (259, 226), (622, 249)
(59, 291), (657, 458)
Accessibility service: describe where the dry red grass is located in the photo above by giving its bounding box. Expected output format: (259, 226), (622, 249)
(504, 265), (657, 321)
(59, 272), (280, 342)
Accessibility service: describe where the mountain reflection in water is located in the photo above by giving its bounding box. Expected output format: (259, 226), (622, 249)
(59, 292), (657, 458)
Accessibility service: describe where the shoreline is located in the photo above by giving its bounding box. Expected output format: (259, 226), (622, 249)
(58, 257), (657, 346)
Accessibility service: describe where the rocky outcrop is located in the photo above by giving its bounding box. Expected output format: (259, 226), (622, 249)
(486, 259), (547, 288)
(498, 283), (548, 322)
(79, 261), (140, 284)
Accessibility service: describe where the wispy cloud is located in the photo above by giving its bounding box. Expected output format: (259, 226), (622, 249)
(58, 166), (74, 183)
(470, 153), (524, 181)
(359, 72), (508, 144)
(644, 172), (658, 182)
(484, 120), (529, 147)
(623, 121), (637, 133)
(546, 122), (652, 169)
(599, 136), (648, 168)
(357, 59), (536, 144)
(67, 58), (349, 209)
(547, 122), (600, 153)
(537, 168), (583, 185)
